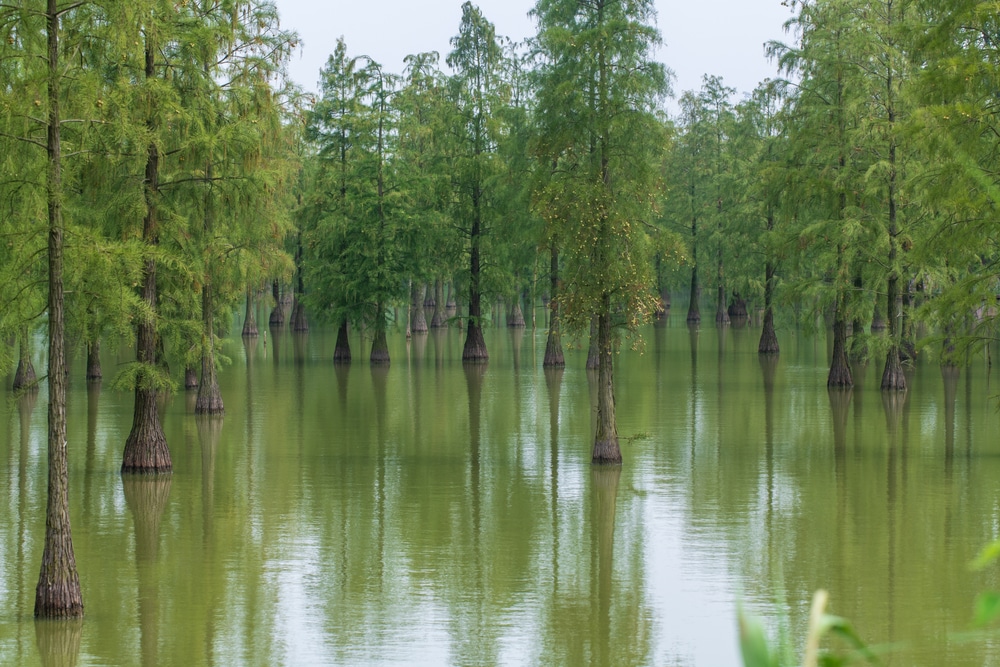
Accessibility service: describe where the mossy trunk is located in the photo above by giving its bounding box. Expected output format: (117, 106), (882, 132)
(86, 340), (102, 382)
(195, 285), (224, 415)
(543, 246), (565, 368)
(334, 319), (351, 364)
(13, 329), (37, 391)
(592, 299), (621, 464)
(241, 287), (258, 338)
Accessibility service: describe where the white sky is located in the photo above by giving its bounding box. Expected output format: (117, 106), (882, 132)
(272, 0), (796, 113)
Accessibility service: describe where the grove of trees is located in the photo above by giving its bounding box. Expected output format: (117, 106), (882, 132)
(3, 0), (1000, 618)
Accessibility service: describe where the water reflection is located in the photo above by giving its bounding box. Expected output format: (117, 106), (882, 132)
(34, 619), (82, 667)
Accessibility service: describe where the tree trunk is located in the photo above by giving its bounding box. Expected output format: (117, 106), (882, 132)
(36, 0), (83, 617)
(122, 39), (171, 476)
(269, 280), (284, 327)
(430, 280), (446, 328)
(507, 297), (525, 328)
(827, 293), (853, 388)
(195, 284), (224, 414)
(686, 265), (700, 324)
(370, 307), (390, 365)
(758, 261), (779, 354)
(445, 283), (457, 319)
(463, 207), (488, 362)
(585, 317), (599, 370)
(13, 328), (37, 391)
(291, 297), (308, 332)
(543, 245), (565, 368)
(334, 319), (351, 364)
(423, 282), (435, 309)
(592, 297), (621, 464)
(242, 286), (258, 338)
(881, 273), (906, 390)
(185, 366), (198, 390)
(715, 284), (730, 325)
(85, 340), (102, 381)
(410, 282), (428, 334)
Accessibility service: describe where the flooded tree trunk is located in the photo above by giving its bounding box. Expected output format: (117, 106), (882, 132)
(686, 265), (700, 324)
(122, 40), (171, 475)
(410, 282), (428, 334)
(334, 319), (351, 364)
(423, 282), (435, 310)
(13, 328), (37, 391)
(592, 298), (621, 464)
(370, 306), (390, 365)
(184, 366), (198, 390)
(86, 340), (102, 382)
(269, 280), (284, 327)
(543, 246), (564, 368)
(242, 286), (258, 338)
(463, 204), (488, 363)
(881, 272), (906, 391)
(827, 293), (853, 388)
(586, 317), (599, 370)
(715, 284), (730, 326)
(445, 282), (457, 319)
(35, 1), (83, 617)
(195, 284), (224, 415)
(507, 297), (525, 328)
(758, 260), (779, 354)
(430, 280), (446, 328)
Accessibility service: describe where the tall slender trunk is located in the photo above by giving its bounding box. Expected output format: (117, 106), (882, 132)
(86, 339), (102, 382)
(122, 38), (171, 474)
(291, 230), (308, 332)
(592, 295), (621, 464)
(463, 191), (488, 362)
(881, 26), (905, 391)
(543, 245), (564, 368)
(430, 280), (446, 328)
(686, 208), (700, 324)
(196, 283), (224, 414)
(269, 280), (284, 327)
(410, 282), (428, 333)
(36, 0), (82, 617)
(758, 211), (779, 354)
(370, 306), (390, 365)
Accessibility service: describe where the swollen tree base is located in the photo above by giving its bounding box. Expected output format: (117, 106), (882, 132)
(370, 329), (390, 365)
(122, 388), (172, 474)
(462, 324), (489, 364)
(757, 308), (779, 355)
(334, 320), (351, 364)
(880, 347), (906, 391)
(592, 438), (623, 465)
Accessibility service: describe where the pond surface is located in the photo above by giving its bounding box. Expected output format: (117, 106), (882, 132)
(2, 312), (1000, 666)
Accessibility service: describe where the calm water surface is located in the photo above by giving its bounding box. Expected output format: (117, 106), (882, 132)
(2, 313), (1000, 666)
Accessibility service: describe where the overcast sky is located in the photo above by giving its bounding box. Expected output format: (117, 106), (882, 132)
(272, 0), (796, 113)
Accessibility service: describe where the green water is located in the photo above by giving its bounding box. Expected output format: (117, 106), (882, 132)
(2, 315), (1000, 666)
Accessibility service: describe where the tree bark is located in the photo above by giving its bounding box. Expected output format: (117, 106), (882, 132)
(586, 317), (599, 370)
(242, 286), (258, 337)
(715, 284), (730, 326)
(543, 245), (565, 368)
(507, 297), (525, 328)
(269, 280), (284, 327)
(463, 201), (488, 362)
(36, 0), (83, 617)
(592, 297), (621, 464)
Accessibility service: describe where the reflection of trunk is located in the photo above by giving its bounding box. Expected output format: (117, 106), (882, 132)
(35, 619), (83, 667)
(586, 317), (599, 370)
(591, 466), (620, 667)
(123, 476), (172, 667)
(829, 387), (851, 461)
(198, 417), (221, 543)
(592, 299), (621, 464)
(942, 365), (959, 471)
(334, 319), (352, 364)
(370, 308), (390, 365)
(13, 327), (37, 391)
(242, 286), (258, 338)
(86, 339), (102, 381)
(827, 291), (853, 387)
(543, 246), (565, 368)
(464, 364), (486, 543)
